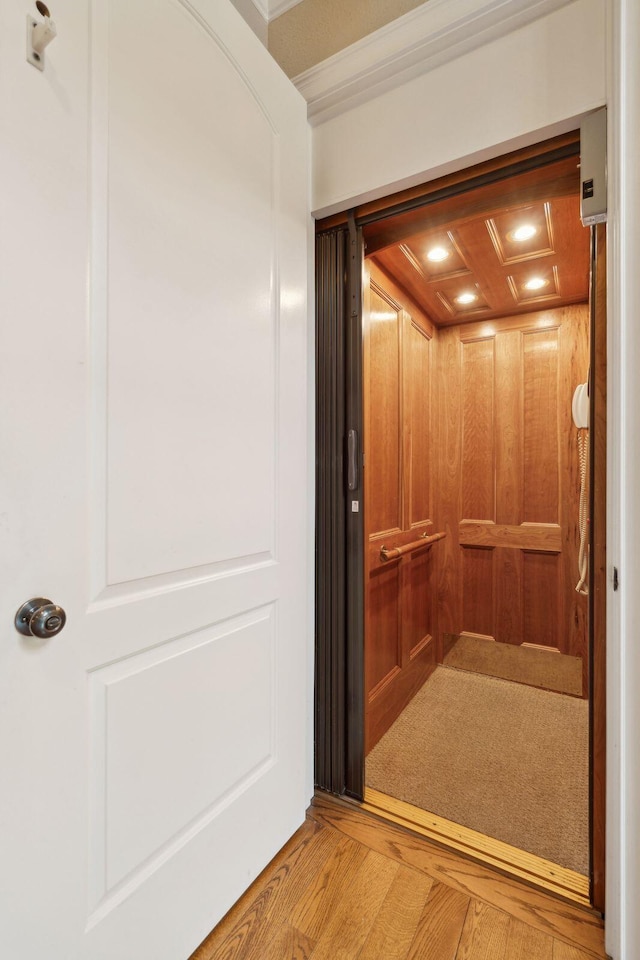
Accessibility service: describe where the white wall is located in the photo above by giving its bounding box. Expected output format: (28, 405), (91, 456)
(309, 2), (640, 957)
(608, 1), (640, 956)
(311, 0), (605, 216)
(228, 0), (268, 43)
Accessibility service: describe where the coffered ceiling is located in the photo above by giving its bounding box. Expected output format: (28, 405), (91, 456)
(370, 193), (589, 327)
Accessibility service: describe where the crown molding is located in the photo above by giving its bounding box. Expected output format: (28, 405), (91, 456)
(247, 0), (304, 21)
(227, 0), (268, 41)
(268, 0), (306, 19)
(293, 0), (575, 125)
(228, 0), (304, 43)
(248, 0), (269, 20)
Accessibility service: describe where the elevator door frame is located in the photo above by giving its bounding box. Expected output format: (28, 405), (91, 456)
(314, 130), (607, 912)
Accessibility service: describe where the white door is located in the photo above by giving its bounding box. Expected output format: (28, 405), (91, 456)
(0, 2), (310, 957)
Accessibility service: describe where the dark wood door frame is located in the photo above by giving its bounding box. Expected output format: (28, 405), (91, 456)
(590, 221), (607, 911)
(314, 132), (606, 912)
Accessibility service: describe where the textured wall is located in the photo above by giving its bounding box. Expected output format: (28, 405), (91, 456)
(268, 0), (427, 77)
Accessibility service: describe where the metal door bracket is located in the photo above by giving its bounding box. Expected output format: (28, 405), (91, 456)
(27, 4), (57, 72)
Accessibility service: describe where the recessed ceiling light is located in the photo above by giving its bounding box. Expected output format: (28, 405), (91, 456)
(427, 245), (450, 262)
(523, 277), (548, 291)
(509, 224), (537, 242)
(455, 292), (478, 305)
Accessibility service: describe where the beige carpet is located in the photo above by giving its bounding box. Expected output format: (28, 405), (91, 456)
(444, 635), (583, 696)
(366, 666), (589, 874)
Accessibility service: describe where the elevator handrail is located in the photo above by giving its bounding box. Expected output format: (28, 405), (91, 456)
(379, 531), (446, 562)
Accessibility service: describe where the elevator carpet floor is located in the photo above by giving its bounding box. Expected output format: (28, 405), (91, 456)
(443, 634), (583, 696)
(366, 666), (589, 874)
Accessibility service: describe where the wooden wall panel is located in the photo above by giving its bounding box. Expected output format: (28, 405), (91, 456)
(367, 565), (401, 694)
(405, 548), (434, 654)
(523, 329), (560, 524)
(459, 522), (561, 551)
(368, 257), (435, 338)
(461, 339), (495, 521)
(494, 330), (522, 525)
(407, 322), (432, 528)
(461, 547), (494, 638)
(522, 552), (561, 649)
(435, 306), (588, 668)
(435, 327), (462, 649)
(368, 285), (402, 535)
(364, 263), (439, 752)
(493, 547), (523, 644)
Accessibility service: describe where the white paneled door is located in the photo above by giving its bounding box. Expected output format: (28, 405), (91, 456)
(0, 2), (310, 957)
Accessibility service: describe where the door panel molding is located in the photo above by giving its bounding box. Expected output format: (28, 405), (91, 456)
(87, 606), (276, 921)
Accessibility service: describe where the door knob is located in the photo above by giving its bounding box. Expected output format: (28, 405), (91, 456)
(15, 597), (66, 638)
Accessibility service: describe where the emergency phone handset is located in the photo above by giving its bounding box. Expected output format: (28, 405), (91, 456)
(572, 382), (589, 595)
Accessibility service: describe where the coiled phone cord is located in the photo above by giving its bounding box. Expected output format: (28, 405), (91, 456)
(576, 428), (589, 595)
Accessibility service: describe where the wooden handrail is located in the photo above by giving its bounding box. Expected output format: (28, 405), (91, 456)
(380, 531), (446, 562)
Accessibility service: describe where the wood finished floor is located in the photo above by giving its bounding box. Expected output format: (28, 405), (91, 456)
(190, 794), (608, 960)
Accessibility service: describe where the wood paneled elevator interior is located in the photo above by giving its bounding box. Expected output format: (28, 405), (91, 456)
(360, 148), (595, 885)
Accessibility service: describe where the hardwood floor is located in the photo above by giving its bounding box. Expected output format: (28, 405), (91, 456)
(190, 794), (608, 960)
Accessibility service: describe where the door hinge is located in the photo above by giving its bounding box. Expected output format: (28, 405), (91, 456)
(613, 566), (619, 591)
